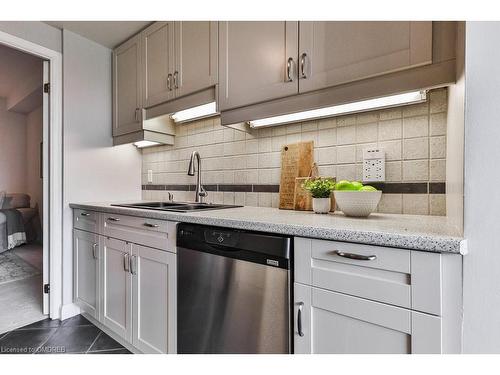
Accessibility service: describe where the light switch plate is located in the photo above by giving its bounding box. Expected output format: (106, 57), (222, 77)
(147, 169), (153, 184)
(363, 148), (385, 182)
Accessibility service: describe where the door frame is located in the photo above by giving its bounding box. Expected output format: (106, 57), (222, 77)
(0, 30), (63, 320)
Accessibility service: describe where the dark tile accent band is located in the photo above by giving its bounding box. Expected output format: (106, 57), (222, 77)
(143, 182), (446, 194)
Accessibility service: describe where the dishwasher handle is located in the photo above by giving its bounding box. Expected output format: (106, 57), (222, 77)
(297, 302), (305, 337)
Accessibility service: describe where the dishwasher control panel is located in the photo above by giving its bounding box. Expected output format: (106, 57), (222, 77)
(204, 229), (240, 247)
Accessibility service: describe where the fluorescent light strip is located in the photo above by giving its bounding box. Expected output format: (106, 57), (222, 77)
(133, 140), (161, 148)
(171, 102), (218, 123)
(248, 91), (427, 128)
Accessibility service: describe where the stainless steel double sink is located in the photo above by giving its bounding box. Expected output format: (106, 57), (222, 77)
(111, 201), (242, 212)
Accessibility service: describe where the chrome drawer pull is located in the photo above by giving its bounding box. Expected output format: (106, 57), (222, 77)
(107, 217), (120, 222)
(92, 243), (98, 259)
(130, 255), (138, 275)
(143, 223), (159, 228)
(286, 57), (295, 82)
(300, 53), (308, 79)
(80, 212), (90, 217)
(297, 302), (304, 337)
(124, 253), (130, 272)
(333, 250), (377, 261)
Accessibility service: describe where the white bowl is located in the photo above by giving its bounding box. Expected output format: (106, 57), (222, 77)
(334, 190), (382, 217)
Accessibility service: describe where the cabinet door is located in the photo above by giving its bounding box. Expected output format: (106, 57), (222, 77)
(298, 21), (433, 94)
(174, 21), (218, 99)
(294, 283), (441, 354)
(73, 229), (99, 320)
(131, 245), (176, 354)
(113, 34), (143, 136)
(218, 21), (299, 111)
(102, 237), (132, 341)
(142, 21), (175, 108)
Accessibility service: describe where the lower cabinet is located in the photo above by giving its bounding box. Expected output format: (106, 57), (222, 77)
(294, 283), (442, 354)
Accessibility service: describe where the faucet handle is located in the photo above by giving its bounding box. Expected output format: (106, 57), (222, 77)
(199, 186), (208, 198)
(167, 192), (174, 202)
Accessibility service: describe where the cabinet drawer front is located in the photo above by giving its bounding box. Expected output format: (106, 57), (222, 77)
(74, 209), (99, 233)
(102, 213), (175, 252)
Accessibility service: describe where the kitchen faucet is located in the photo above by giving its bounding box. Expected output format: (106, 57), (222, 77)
(187, 151), (207, 203)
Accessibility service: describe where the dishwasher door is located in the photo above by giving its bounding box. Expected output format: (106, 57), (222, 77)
(177, 225), (291, 354)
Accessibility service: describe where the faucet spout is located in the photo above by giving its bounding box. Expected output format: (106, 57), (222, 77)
(187, 151), (207, 203)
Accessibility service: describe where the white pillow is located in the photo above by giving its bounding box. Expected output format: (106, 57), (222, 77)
(0, 191), (5, 209)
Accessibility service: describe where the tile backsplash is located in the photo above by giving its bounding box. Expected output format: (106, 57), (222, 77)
(142, 88), (447, 215)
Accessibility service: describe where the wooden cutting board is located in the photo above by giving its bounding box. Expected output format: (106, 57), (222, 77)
(279, 141), (314, 209)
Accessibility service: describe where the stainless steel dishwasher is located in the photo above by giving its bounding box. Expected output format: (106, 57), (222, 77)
(177, 223), (292, 354)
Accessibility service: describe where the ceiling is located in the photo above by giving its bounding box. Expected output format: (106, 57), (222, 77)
(45, 21), (152, 48)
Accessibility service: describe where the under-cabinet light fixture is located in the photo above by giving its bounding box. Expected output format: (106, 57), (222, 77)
(133, 140), (161, 148)
(170, 101), (218, 123)
(248, 90), (427, 128)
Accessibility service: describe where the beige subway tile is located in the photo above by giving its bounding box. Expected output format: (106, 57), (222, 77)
(223, 192), (235, 205)
(430, 89), (447, 114)
(356, 164), (363, 181)
(356, 112), (379, 124)
(430, 159), (446, 181)
(356, 122), (378, 143)
(379, 140), (402, 161)
(430, 136), (446, 159)
(356, 143), (377, 163)
(430, 113), (447, 136)
(234, 192), (245, 206)
(318, 147), (337, 165)
(210, 192), (224, 204)
(317, 128), (337, 147)
(272, 126), (287, 136)
(223, 171), (235, 184)
(301, 131), (318, 144)
(271, 169), (281, 184)
(377, 194), (403, 214)
(286, 133), (302, 144)
(223, 128), (234, 142)
(272, 135), (287, 152)
(258, 137), (272, 153)
(245, 139), (259, 154)
(258, 152), (281, 168)
(234, 129), (246, 141)
(258, 193), (273, 207)
(318, 118), (336, 130)
(213, 129), (225, 143)
(318, 165), (336, 178)
(403, 194), (429, 215)
(258, 127), (273, 137)
(385, 161), (402, 182)
(336, 114), (356, 127)
(245, 128), (258, 139)
(379, 107), (402, 121)
(337, 126), (356, 145)
(403, 137), (429, 160)
(378, 119), (402, 141)
(429, 194), (446, 216)
(403, 160), (429, 181)
(337, 145), (356, 164)
(286, 123), (302, 134)
(271, 193), (280, 208)
(246, 169), (259, 184)
(245, 192), (258, 207)
(258, 169), (273, 184)
(246, 155), (258, 169)
(402, 102), (429, 118)
(301, 121), (318, 132)
(336, 164), (357, 181)
(403, 115), (429, 138)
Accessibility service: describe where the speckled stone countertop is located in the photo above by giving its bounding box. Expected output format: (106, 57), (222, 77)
(70, 202), (466, 254)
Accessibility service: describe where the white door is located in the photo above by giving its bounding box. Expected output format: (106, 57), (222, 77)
(294, 283), (442, 354)
(142, 22), (175, 108)
(102, 237), (132, 341)
(174, 21), (218, 99)
(73, 229), (99, 319)
(131, 244), (176, 354)
(218, 21), (299, 111)
(42, 60), (49, 315)
(298, 21), (433, 93)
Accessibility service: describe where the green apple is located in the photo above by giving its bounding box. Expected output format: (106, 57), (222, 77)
(335, 180), (355, 191)
(351, 181), (363, 190)
(359, 185), (378, 192)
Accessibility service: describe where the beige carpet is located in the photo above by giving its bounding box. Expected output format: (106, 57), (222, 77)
(0, 244), (46, 334)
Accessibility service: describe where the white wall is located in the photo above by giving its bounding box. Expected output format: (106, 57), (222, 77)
(0, 98), (27, 192)
(463, 21), (500, 353)
(26, 106), (43, 219)
(0, 21), (61, 52)
(62, 30), (142, 307)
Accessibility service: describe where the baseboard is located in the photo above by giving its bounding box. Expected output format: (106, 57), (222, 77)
(60, 303), (81, 320)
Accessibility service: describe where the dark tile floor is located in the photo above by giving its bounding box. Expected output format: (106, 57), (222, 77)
(0, 315), (132, 354)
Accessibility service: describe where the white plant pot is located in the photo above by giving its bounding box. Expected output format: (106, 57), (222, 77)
(312, 198), (331, 214)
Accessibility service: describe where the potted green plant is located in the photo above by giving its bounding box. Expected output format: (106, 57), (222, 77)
(302, 177), (336, 214)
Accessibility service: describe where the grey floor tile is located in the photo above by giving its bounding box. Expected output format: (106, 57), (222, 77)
(17, 318), (62, 330)
(0, 328), (57, 354)
(88, 332), (124, 352)
(89, 348), (132, 354)
(60, 315), (93, 327)
(37, 325), (100, 354)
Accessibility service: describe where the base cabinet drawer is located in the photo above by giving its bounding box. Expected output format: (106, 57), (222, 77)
(74, 209), (100, 234)
(294, 283), (442, 354)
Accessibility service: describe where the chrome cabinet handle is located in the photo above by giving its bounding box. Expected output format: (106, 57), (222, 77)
(173, 71), (179, 89)
(286, 57), (295, 82)
(92, 243), (98, 259)
(144, 223), (159, 228)
(297, 302), (304, 337)
(167, 73), (173, 91)
(130, 255), (137, 275)
(107, 217), (120, 222)
(80, 212), (90, 217)
(333, 250), (377, 261)
(123, 253), (130, 272)
(134, 108), (140, 121)
(300, 53), (308, 79)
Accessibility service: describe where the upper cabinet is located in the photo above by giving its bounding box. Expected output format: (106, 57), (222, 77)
(218, 21), (299, 111)
(113, 34), (142, 136)
(298, 21), (433, 94)
(174, 21), (218, 99)
(142, 22), (175, 108)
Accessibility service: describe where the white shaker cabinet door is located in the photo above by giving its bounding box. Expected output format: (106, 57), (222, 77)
(218, 21), (299, 111)
(102, 237), (132, 342)
(73, 229), (99, 320)
(294, 283), (441, 354)
(131, 244), (177, 354)
(298, 21), (433, 94)
(113, 34), (143, 136)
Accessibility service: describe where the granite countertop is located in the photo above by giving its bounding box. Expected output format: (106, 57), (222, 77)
(69, 202), (466, 254)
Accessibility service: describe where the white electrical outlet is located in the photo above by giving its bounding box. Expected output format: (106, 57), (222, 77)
(362, 148), (385, 182)
(147, 169), (153, 184)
